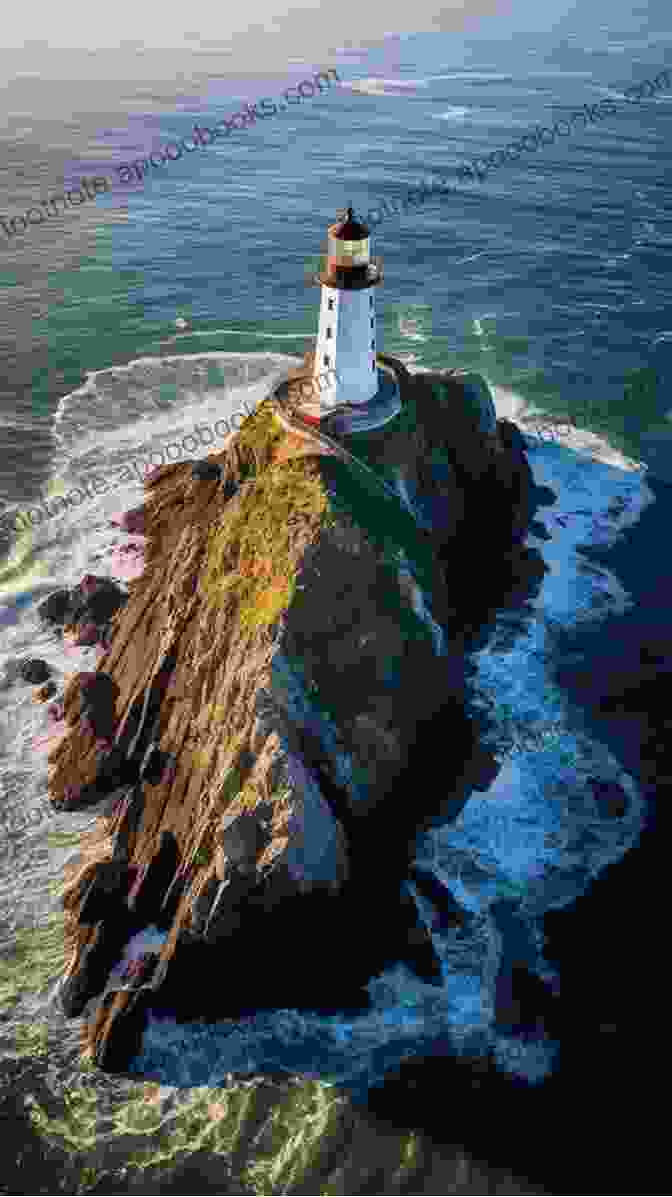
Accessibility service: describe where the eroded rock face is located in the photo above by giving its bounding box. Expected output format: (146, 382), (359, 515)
(50, 357), (544, 1070)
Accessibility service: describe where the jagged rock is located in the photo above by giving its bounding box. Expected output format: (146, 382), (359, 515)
(18, 657), (51, 683)
(50, 359), (543, 1066)
(119, 950), (158, 986)
(88, 987), (150, 1071)
(215, 808), (271, 874)
(60, 916), (136, 1018)
(190, 876), (224, 936)
(79, 860), (132, 925)
(126, 830), (180, 922)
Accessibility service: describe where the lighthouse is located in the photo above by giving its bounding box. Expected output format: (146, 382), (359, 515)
(297, 207), (401, 434)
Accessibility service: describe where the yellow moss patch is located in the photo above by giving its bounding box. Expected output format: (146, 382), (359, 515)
(236, 781), (261, 812)
(234, 398), (285, 467)
(0, 911), (65, 1012)
(202, 451), (327, 637)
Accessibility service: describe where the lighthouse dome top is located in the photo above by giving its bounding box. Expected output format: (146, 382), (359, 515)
(330, 206), (369, 240)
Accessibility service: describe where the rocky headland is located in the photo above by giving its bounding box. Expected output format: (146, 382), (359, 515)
(37, 353), (555, 1074)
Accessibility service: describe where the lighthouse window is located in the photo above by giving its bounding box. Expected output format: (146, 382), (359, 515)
(369, 296), (373, 308)
(372, 359), (376, 371)
(371, 339), (375, 350)
(326, 327), (332, 338)
(370, 316), (374, 328)
(324, 354), (330, 367)
(327, 298), (334, 311)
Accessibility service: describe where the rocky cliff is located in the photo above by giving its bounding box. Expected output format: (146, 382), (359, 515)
(42, 354), (553, 1072)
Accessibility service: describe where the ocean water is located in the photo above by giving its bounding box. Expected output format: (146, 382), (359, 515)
(0, 9), (670, 1165)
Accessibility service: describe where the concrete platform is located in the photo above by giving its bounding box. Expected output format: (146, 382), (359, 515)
(279, 363), (401, 435)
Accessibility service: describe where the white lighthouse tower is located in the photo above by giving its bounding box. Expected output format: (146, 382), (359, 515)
(297, 206), (401, 434)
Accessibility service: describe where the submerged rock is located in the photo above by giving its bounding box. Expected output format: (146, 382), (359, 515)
(192, 461), (222, 482)
(17, 657), (51, 684)
(37, 576), (127, 648)
(50, 355), (545, 1069)
(37, 588), (72, 627)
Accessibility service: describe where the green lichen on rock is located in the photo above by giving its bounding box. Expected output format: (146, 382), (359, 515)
(0, 910), (64, 1012)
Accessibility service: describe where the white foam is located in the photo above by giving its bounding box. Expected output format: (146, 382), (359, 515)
(431, 107), (470, 121)
(107, 925), (168, 988)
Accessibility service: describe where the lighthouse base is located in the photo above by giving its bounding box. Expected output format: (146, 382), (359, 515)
(299, 367), (401, 435)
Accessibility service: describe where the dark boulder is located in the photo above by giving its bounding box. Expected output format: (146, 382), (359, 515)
(69, 576), (127, 626)
(17, 658), (51, 684)
(37, 588), (72, 627)
(78, 671), (118, 741)
(216, 809), (267, 872)
(191, 461), (222, 482)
